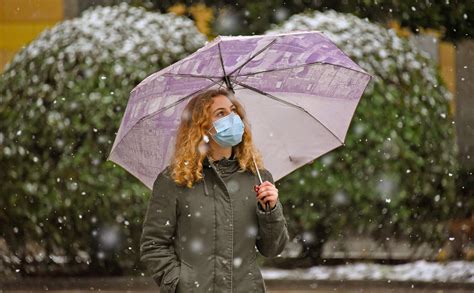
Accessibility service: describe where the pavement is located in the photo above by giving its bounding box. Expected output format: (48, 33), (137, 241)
(1, 277), (474, 292)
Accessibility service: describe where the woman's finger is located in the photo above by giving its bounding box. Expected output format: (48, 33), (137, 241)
(257, 186), (277, 196)
(258, 195), (274, 205)
(262, 194), (276, 203)
(256, 189), (276, 201)
(256, 181), (273, 190)
(259, 195), (277, 209)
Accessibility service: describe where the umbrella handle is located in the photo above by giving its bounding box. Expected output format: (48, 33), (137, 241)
(252, 154), (271, 213)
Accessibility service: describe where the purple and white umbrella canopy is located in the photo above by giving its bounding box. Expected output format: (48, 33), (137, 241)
(107, 30), (372, 189)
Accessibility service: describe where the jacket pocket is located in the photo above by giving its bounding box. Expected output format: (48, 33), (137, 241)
(250, 263), (266, 292)
(161, 265), (180, 293)
(243, 272), (258, 292)
(177, 259), (196, 292)
(241, 260), (260, 292)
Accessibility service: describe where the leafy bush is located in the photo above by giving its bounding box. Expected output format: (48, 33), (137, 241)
(0, 2), (206, 276)
(266, 10), (464, 261)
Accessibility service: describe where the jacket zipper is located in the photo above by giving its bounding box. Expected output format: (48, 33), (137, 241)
(207, 160), (234, 292)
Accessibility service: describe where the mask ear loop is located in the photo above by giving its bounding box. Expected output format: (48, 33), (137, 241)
(203, 124), (214, 144)
(204, 113), (230, 143)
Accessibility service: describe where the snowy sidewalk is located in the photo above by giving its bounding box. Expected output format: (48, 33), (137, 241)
(262, 260), (474, 283)
(1, 261), (473, 292)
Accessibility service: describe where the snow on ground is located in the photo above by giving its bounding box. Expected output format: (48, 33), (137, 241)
(262, 260), (474, 283)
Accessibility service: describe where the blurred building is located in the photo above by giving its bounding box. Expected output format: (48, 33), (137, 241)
(389, 20), (473, 171)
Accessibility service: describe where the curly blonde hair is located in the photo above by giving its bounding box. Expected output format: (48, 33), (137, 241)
(169, 88), (265, 188)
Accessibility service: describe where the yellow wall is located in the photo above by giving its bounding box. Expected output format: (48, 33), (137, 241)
(168, 3), (214, 38)
(0, 0), (64, 71)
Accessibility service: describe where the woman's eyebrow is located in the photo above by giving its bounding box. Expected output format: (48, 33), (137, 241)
(213, 105), (236, 114)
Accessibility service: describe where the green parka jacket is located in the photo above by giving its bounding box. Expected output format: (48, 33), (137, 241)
(139, 152), (290, 292)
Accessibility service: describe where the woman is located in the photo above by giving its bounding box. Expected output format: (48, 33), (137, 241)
(139, 88), (290, 293)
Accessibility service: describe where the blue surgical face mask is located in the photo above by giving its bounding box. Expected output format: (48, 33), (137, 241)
(208, 112), (245, 147)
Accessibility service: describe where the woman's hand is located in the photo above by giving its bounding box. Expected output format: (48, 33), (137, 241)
(255, 181), (278, 210)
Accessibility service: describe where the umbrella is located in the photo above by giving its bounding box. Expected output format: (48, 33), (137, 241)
(107, 30), (373, 194)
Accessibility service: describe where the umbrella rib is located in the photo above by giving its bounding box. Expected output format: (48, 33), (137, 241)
(217, 42), (228, 76)
(234, 60), (373, 79)
(108, 82), (218, 157)
(218, 43), (235, 92)
(162, 73), (222, 79)
(227, 38), (278, 77)
(231, 79), (344, 144)
(142, 83), (218, 121)
(161, 72), (225, 90)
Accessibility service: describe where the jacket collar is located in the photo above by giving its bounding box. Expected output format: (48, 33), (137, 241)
(202, 148), (236, 168)
(203, 148), (240, 178)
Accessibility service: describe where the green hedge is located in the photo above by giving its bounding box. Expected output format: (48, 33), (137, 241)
(0, 2), (206, 276)
(266, 10), (464, 261)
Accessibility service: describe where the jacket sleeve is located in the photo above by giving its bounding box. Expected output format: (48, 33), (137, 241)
(139, 167), (180, 292)
(255, 168), (290, 258)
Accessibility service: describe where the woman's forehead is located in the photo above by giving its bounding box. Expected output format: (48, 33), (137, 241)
(211, 95), (234, 109)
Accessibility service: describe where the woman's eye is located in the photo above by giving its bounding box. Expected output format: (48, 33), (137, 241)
(217, 109), (235, 116)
